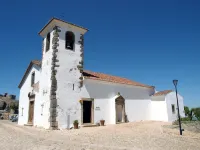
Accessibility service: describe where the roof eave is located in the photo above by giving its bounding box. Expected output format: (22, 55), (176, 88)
(38, 17), (89, 37)
(18, 62), (33, 88)
(84, 77), (154, 89)
(151, 95), (167, 97)
(18, 61), (41, 89)
(152, 90), (173, 97)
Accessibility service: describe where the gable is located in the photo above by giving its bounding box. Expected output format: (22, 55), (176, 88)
(18, 60), (41, 88)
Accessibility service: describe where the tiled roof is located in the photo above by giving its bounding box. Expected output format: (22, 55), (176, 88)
(32, 60), (41, 67)
(153, 90), (173, 96)
(83, 70), (154, 89)
(18, 60), (154, 89)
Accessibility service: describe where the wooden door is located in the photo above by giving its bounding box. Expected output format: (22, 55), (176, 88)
(116, 104), (123, 122)
(28, 101), (34, 124)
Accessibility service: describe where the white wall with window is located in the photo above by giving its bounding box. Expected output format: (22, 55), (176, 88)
(171, 104), (176, 114)
(151, 91), (185, 122)
(165, 92), (185, 122)
(18, 65), (41, 126)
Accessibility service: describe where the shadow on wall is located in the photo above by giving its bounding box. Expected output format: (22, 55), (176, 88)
(125, 113), (129, 122)
(57, 102), (81, 129)
(84, 80), (153, 100)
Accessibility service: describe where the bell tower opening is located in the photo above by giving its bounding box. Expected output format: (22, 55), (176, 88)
(65, 31), (75, 50)
(46, 32), (50, 52)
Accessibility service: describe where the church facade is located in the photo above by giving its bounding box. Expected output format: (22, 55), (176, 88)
(18, 18), (185, 129)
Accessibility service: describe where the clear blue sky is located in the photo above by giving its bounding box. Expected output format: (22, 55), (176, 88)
(0, 0), (199, 107)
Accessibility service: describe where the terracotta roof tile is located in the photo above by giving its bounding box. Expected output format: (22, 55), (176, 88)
(153, 90), (173, 96)
(18, 60), (154, 89)
(32, 60), (41, 67)
(83, 70), (154, 89)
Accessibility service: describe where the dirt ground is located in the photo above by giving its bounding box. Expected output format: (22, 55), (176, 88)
(0, 120), (200, 150)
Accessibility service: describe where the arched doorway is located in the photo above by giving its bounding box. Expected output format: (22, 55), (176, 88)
(115, 96), (125, 123)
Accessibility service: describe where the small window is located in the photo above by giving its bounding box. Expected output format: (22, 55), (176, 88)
(65, 31), (75, 50)
(171, 104), (175, 114)
(46, 33), (50, 52)
(31, 72), (35, 86)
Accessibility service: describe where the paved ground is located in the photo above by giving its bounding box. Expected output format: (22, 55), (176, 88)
(0, 120), (200, 150)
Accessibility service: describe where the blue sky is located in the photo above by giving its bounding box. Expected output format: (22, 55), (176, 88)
(0, 0), (199, 107)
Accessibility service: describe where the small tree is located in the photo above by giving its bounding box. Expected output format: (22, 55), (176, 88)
(184, 106), (194, 121)
(184, 106), (189, 116)
(193, 107), (200, 121)
(9, 102), (19, 114)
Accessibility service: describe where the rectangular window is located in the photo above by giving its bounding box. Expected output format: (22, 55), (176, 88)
(171, 104), (175, 114)
(46, 33), (50, 52)
(31, 72), (35, 86)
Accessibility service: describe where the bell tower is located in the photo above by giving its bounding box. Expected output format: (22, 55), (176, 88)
(39, 18), (88, 129)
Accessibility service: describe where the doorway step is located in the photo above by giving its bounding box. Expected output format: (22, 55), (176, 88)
(81, 124), (98, 127)
(24, 123), (33, 126)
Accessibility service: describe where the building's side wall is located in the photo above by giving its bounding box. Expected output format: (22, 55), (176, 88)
(37, 29), (54, 129)
(55, 26), (84, 129)
(19, 29), (54, 128)
(55, 74), (154, 129)
(151, 96), (168, 121)
(84, 79), (153, 125)
(165, 92), (185, 122)
(18, 65), (40, 126)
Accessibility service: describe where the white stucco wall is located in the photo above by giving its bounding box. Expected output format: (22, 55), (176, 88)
(84, 79), (153, 125)
(19, 20), (187, 129)
(165, 92), (185, 122)
(55, 26), (85, 129)
(37, 29), (55, 129)
(19, 29), (54, 129)
(151, 96), (168, 121)
(18, 65), (41, 126)
(53, 63), (154, 130)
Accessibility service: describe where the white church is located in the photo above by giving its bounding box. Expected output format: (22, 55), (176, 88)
(18, 18), (185, 129)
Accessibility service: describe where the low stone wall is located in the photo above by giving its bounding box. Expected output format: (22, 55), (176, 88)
(1, 113), (10, 120)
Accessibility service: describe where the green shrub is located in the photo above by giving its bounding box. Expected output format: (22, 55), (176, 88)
(172, 117), (190, 125)
(10, 102), (18, 111)
(184, 106), (200, 121)
(73, 120), (79, 124)
(172, 120), (178, 125)
(180, 117), (190, 121)
(193, 107), (200, 121)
